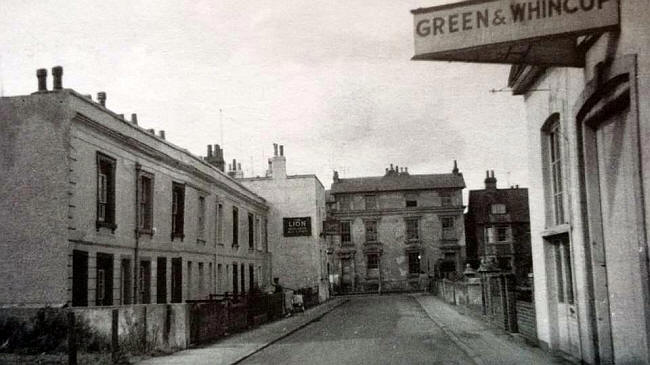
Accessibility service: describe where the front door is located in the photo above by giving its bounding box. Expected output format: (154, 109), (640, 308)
(584, 100), (647, 361)
(551, 234), (580, 356)
(171, 257), (182, 303)
(341, 258), (353, 292)
(72, 250), (88, 306)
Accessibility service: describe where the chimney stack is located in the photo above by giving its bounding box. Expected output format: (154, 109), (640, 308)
(158, 130), (165, 140)
(97, 92), (106, 107)
(207, 145), (213, 157)
(51, 66), (63, 90)
(452, 160), (459, 175)
(485, 170), (497, 190)
(36, 69), (47, 92)
(333, 170), (339, 183)
(131, 113), (138, 125)
(270, 143), (287, 179)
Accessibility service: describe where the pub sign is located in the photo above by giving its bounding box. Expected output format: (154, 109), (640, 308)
(323, 218), (340, 236)
(283, 217), (312, 237)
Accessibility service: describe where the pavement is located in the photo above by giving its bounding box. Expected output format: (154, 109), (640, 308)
(138, 294), (569, 365)
(137, 297), (348, 365)
(413, 294), (570, 365)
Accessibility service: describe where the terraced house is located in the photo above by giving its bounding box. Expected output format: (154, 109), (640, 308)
(0, 67), (271, 307)
(327, 162), (466, 293)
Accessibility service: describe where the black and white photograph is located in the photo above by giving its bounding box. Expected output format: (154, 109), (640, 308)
(0, 0), (648, 364)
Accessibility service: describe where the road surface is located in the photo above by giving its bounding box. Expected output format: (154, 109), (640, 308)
(240, 295), (474, 365)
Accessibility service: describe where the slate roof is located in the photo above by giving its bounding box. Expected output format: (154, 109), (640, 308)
(330, 173), (465, 194)
(466, 187), (530, 223)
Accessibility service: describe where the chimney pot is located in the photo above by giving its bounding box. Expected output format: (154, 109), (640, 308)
(405, 167), (408, 173)
(159, 130), (165, 139)
(207, 145), (213, 157)
(36, 69), (48, 91)
(131, 113), (138, 125)
(118, 114), (125, 119)
(51, 66), (63, 90)
(486, 170), (489, 178)
(280, 145), (284, 156)
(273, 143), (278, 156)
(147, 128), (155, 134)
(97, 92), (106, 106)
(491, 170), (495, 178)
(237, 162), (241, 171)
(232, 159), (236, 169)
(390, 163), (394, 171)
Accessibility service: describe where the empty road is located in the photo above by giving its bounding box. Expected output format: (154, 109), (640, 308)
(240, 295), (473, 365)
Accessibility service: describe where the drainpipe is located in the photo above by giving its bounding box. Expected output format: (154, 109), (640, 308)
(134, 163), (141, 304)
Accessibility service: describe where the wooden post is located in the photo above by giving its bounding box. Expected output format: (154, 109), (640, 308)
(67, 311), (77, 365)
(111, 309), (119, 362)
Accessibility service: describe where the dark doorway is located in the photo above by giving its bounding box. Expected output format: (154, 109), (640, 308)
(249, 264), (255, 291)
(240, 263), (246, 295)
(157, 257), (167, 303)
(140, 260), (151, 304)
(72, 250), (88, 306)
(171, 257), (183, 303)
(96, 253), (114, 306)
(121, 258), (132, 304)
(232, 263), (239, 297)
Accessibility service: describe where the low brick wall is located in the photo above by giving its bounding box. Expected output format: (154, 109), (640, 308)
(74, 303), (189, 351)
(433, 277), (537, 342)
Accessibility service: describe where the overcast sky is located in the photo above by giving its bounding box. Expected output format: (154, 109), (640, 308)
(0, 0), (528, 198)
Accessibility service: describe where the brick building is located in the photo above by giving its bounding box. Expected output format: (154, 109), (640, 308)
(327, 162), (466, 293)
(238, 144), (329, 301)
(0, 67), (271, 307)
(465, 171), (531, 283)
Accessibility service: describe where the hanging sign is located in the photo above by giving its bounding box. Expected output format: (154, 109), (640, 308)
(323, 219), (340, 236)
(411, 0), (619, 65)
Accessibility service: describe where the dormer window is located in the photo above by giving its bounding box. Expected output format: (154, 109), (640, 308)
(490, 204), (506, 214)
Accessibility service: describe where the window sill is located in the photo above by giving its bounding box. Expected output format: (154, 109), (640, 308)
(406, 239), (420, 244)
(171, 233), (185, 241)
(138, 229), (154, 237)
(96, 221), (117, 233)
(541, 223), (571, 237)
(197, 239), (206, 245)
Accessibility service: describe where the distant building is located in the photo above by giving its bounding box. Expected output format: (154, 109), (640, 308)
(238, 144), (329, 301)
(327, 162), (466, 293)
(0, 67), (271, 306)
(465, 171), (531, 283)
